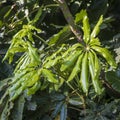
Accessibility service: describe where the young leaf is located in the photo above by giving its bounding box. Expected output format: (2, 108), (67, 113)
(32, 6), (43, 24)
(75, 9), (87, 24)
(80, 52), (89, 94)
(82, 15), (90, 43)
(91, 15), (103, 38)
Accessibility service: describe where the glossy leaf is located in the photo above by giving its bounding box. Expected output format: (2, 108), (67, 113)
(82, 15), (90, 43)
(67, 53), (84, 82)
(91, 15), (103, 38)
(80, 52), (89, 94)
(75, 9), (87, 24)
(88, 51), (102, 94)
(92, 46), (117, 68)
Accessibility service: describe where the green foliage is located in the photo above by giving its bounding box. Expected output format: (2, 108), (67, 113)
(0, 0), (120, 120)
(79, 99), (120, 120)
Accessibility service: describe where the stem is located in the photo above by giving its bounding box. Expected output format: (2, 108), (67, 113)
(55, 0), (83, 42)
(32, 33), (48, 45)
(68, 106), (81, 112)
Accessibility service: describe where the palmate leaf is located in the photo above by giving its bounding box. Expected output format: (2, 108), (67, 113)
(105, 68), (120, 92)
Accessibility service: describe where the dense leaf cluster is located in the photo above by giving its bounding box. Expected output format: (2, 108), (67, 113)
(0, 0), (120, 120)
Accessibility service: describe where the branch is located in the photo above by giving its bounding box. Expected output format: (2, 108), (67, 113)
(55, 0), (83, 42)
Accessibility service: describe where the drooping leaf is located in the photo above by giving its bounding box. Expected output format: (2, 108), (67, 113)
(27, 41), (41, 65)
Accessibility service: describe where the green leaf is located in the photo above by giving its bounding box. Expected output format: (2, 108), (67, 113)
(42, 69), (58, 83)
(32, 6), (43, 24)
(62, 43), (83, 58)
(44, 56), (61, 68)
(80, 52), (89, 94)
(105, 69), (120, 92)
(48, 26), (72, 45)
(4, 7), (12, 19)
(60, 103), (67, 120)
(92, 46), (117, 68)
(51, 102), (63, 119)
(24, 70), (41, 87)
(10, 86), (25, 101)
(91, 15), (103, 38)
(75, 9), (87, 24)
(89, 38), (101, 46)
(82, 14), (90, 43)
(8, 47), (26, 54)
(23, 25), (41, 33)
(68, 98), (83, 106)
(27, 81), (41, 95)
(0, 20), (3, 28)
(67, 53), (84, 82)
(27, 41), (41, 65)
(11, 95), (25, 120)
(54, 77), (64, 91)
(60, 50), (82, 72)
(88, 51), (102, 94)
